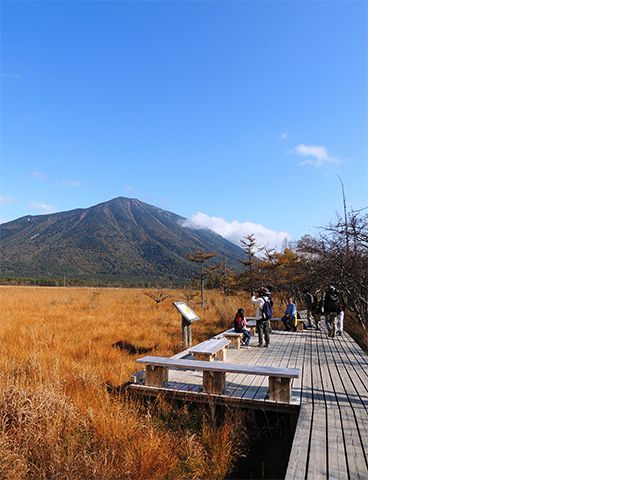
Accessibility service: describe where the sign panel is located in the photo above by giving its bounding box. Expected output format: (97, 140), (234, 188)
(173, 301), (200, 323)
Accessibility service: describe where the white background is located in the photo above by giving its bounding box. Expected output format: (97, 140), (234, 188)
(370, 1), (640, 478)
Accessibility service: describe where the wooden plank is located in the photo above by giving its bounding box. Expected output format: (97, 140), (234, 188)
(336, 329), (368, 365)
(136, 356), (300, 378)
(128, 384), (298, 413)
(285, 329), (306, 402)
(326, 336), (369, 412)
(316, 330), (349, 478)
(306, 329), (328, 479)
(285, 327), (317, 480)
(337, 404), (368, 479)
(320, 330), (368, 477)
(284, 404), (313, 479)
(323, 332), (368, 440)
(332, 332), (368, 392)
(189, 338), (229, 354)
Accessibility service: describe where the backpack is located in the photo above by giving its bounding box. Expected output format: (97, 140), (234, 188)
(325, 291), (341, 312)
(261, 298), (273, 320)
(233, 315), (244, 331)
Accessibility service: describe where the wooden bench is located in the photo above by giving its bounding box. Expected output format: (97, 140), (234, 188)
(275, 316), (304, 331)
(189, 337), (230, 362)
(246, 319), (256, 335)
(247, 316), (302, 332)
(137, 356), (300, 402)
(222, 330), (244, 349)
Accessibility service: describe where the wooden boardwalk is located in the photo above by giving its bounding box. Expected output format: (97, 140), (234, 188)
(128, 319), (368, 479)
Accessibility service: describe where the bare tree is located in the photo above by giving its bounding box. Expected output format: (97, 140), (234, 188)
(180, 289), (198, 304)
(296, 207), (368, 331)
(214, 255), (230, 296)
(143, 286), (170, 308)
(240, 234), (259, 291)
(186, 251), (217, 309)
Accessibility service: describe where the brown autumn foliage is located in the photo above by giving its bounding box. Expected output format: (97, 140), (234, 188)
(0, 286), (255, 479)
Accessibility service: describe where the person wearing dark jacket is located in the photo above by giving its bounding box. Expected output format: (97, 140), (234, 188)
(233, 308), (251, 347)
(304, 290), (320, 330)
(323, 285), (342, 338)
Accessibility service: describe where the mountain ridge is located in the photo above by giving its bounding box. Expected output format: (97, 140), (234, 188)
(0, 197), (245, 282)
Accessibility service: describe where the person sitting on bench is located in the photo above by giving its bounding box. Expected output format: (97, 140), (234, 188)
(282, 297), (298, 332)
(233, 308), (251, 347)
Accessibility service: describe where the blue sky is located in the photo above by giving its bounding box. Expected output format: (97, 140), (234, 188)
(0, 0), (367, 249)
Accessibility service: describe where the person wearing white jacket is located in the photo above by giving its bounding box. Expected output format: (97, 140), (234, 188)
(251, 288), (271, 347)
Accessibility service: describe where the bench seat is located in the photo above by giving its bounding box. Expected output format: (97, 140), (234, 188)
(189, 337), (230, 361)
(222, 330), (244, 348)
(137, 356), (300, 402)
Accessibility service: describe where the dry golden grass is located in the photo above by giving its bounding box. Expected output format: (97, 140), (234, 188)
(0, 286), (256, 479)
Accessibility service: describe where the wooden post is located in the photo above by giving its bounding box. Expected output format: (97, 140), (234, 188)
(203, 371), (226, 394)
(182, 317), (192, 348)
(145, 365), (168, 387)
(193, 352), (213, 362)
(268, 376), (292, 403)
(224, 334), (241, 349)
(213, 348), (226, 361)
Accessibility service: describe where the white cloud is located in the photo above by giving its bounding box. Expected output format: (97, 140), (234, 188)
(0, 195), (14, 204)
(30, 171), (47, 180)
(280, 132), (290, 140)
(125, 185), (135, 192)
(293, 144), (340, 167)
(0, 73), (22, 80)
(29, 201), (57, 213)
(182, 212), (291, 252)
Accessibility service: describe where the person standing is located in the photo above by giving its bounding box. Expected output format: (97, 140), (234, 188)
(336, 301), (345, 336)
(323, 285), (342, 338)
(233, 308), (251, 347)
(251, 288), (272, 348)
(282, 297), (298, 331)
(303, 290), (315, 329)
(311, 289), (323, 330)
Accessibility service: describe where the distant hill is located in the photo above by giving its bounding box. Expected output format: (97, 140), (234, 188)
(0, 197), (245, 283)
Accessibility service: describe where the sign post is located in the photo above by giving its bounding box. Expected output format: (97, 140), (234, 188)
(173, 302), (200, 348)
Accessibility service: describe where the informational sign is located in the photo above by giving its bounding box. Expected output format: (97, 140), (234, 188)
(173, 302), (200, 323)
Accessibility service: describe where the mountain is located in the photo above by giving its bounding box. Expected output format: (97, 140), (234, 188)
(0, 197), (246, 283)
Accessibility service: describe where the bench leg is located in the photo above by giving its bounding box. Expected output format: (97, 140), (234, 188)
(213, 348), (226, 361)
(203, 371), (226, 394)
(268, 376), (292, 403)
(145, 365), (168, 387)
(230, 337), (241, 349)
(193, 352), (213, 362)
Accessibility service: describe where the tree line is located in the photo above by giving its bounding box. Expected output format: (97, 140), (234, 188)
(187, 206), (368, 331)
